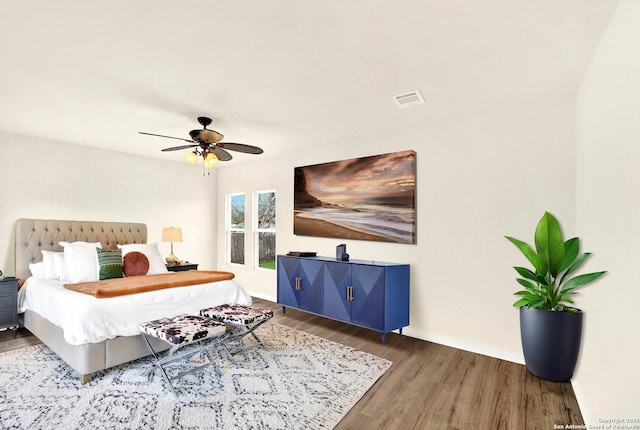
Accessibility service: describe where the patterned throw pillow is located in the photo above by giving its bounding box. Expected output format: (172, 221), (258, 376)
(97, 248), (123, 280)
(123, 251), (150, 277)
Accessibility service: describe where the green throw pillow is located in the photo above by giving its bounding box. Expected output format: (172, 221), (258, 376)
(97, 248), (123, 280)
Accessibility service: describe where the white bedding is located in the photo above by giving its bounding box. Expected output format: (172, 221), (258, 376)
(18, 276), (252, 345)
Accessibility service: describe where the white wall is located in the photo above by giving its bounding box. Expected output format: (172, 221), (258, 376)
(216, 99), (576, 363)
(0, 131), (217, 276)
(575, 0), (640, 423)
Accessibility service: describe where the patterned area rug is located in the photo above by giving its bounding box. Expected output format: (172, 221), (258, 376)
(0, 323), (391, 429)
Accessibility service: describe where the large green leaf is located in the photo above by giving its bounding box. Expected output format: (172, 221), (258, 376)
(516, 278), (537, 290)
(513, 287), (545, 308)
(530, 299), (548, 309)
(513, 297), (530, 308)
(513, 266), (548, 285)
(561, 271), (607, 294)
(559, 252), (591, 286)
(534, 212), (565, 277)
(558, 295), (575, 303)
(558, 237), (580, 273)
(514, 291), (541, 301)
(506, 236), (544, 274)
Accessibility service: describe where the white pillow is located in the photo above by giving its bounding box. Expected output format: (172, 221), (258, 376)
(29, 261), (46, 279)
(117, 243), (168, 275)
(53, 252), (69, 282)
(41, 250), (63, 280)
(59, 241), (102, 283)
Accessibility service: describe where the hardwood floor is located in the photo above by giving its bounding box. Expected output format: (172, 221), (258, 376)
(1, 298), (584, 429)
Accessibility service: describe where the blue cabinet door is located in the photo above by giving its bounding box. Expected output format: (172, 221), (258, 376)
(277, 256), (324, 314)
(351, 264), (385, 331)
(277, 256), (301, 308)
(323, 261), (352, 322)
(298, 259), (324, 314)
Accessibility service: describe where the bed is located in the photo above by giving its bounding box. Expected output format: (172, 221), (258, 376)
(15, 218), (252, 383)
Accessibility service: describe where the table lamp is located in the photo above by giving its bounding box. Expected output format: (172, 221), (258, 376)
(162, 227), (183, 266)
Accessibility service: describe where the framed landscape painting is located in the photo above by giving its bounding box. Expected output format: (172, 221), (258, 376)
(294, 149), (416, 244)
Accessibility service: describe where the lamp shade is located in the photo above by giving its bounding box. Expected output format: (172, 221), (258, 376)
(185, 152), (198, 165)
(203, 152), (219, 168)
(162, 227), (183, 243)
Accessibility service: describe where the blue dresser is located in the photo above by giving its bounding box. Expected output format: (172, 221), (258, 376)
(277, 255), (410, 342)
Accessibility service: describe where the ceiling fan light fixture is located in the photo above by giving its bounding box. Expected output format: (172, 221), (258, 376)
(185, 151), (198, 165)
(203, 152), (219, 168)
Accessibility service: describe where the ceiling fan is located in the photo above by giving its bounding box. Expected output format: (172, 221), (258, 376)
(139, 116), (263, 165)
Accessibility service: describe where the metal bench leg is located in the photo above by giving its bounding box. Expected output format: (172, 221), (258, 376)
(142, 333), (179, 396)
(224, 317), (272, 355)
(142, 335), (219, 397)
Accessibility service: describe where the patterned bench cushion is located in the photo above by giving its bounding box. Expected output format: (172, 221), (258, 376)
(200, 304), (274, 326)
(139, 314), (226, 346)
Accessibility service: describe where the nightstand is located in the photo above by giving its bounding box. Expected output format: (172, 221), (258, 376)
(166, 263), (199, 272)
(0, 277), (19, 339)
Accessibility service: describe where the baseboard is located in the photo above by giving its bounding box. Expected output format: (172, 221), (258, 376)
(401, 327), (525, 365)
(250, 291), (277, 303)
(249, 291), (525, 365)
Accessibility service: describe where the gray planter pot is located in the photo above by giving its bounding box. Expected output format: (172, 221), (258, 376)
(519, 307), (583, 382)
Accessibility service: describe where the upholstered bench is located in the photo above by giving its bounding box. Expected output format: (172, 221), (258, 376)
(139, 313), (226, 396)
(199, 304), (274, 356)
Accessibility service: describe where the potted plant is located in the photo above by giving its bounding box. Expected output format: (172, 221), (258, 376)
(505, 211), (606, 381)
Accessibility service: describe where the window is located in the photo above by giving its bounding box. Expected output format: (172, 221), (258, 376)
(255, 190), (276, 270)
(227, 193), (245, 265)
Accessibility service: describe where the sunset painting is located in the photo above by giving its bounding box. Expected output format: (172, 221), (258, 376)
(294, 150), (416, 244)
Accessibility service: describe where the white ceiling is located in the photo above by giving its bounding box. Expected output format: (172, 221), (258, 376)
(0, 1), (619, 165)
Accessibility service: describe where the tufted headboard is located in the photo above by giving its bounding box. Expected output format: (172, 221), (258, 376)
(15, 218), (147, 280)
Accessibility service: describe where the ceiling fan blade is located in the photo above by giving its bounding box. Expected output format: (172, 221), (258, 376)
(139, 131), (195, 143)
(217, 142), (264, 154)
(209, 146), (233, 161)
(161, 144), (198, 152)
(189, 129), (224, 144)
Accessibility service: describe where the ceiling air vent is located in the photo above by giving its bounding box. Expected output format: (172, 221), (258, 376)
(392, 90), (425, 109)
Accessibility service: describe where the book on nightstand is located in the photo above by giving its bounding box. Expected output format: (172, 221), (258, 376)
(286, 252), (317, 257)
